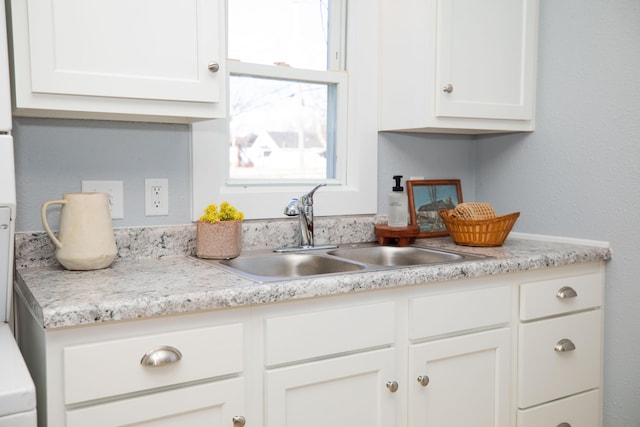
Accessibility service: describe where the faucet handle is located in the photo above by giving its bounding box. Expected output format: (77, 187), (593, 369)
(301, 183), (326, 206)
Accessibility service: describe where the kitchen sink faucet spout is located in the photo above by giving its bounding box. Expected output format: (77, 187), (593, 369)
(279, 183), (335, 252)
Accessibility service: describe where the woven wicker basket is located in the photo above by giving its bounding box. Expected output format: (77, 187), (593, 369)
(439, 210), (520, 247)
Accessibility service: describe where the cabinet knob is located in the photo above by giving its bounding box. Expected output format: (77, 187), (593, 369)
(140, 346), (182, 367)
(208, 61), (220, 73)
(386, 381), (399, 393)
(442, 83), (454, 93)
(232, 416), (246, 426)
(556, 286), (578, 299)
(557, 423), (571, 427)
(417, 375), (430, 387)
(554, 338), (576, 352)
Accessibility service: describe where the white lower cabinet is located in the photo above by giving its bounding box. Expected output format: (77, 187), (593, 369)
(16, 262), (605, 427)
(15, 307), (251, 427)
(409, 328), (512, 427)
(406, 284), (513, 427)
(265, 349), (396, 427)
(261, 300), (398, 427)
(517, 264), (605, 426)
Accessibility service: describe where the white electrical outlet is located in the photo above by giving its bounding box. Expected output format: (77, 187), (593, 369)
(145, 178), (169, 216)
(81, 180), (124, 219)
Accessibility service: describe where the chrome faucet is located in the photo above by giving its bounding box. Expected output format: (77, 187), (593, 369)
(276, 183), (336, 252)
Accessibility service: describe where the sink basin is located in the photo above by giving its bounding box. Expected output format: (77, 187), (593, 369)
(217, 253), (365, 281)
(327, 245), (467, 266)
(196, 243), (487, 282)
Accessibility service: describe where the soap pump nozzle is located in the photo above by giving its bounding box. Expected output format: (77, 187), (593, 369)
(392, 175), (403, 192)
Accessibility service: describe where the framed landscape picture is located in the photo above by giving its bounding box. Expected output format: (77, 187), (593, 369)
(407, 179), (462, 237)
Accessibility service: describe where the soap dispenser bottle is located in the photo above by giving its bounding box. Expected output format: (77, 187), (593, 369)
(388, 175), (408, 227)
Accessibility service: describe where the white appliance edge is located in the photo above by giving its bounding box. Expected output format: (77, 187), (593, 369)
(0, 0), (37, 425)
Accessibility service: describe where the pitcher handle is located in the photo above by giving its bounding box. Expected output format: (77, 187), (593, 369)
(41, 200), (66, 249)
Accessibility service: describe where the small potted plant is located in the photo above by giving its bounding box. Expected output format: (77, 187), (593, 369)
(196, 201), (245, 259)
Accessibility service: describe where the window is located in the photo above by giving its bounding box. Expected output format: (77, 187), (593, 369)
(192, 0), (378, 220)
(227, 0), (345, 182)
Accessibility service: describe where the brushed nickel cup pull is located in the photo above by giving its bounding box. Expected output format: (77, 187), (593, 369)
(417, 375), (430, 387)
(232, 416), (246, 426)
(557, 423), (571, 427)
(556, 286), (578, 299)
(208, 61), (220, 73)
(443, 83), (453, 93)
(140, 346), (183, 367)
(386, 381), (399, 393)
(554, 339), (576, 352)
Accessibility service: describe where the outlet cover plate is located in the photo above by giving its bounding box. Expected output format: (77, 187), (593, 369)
(81, 180), (124, 219)
(145, 178), (169, 216)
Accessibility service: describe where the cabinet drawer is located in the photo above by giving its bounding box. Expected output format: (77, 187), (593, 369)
(63, 323), (243, 404)
(409, 286), (511, 340)
(264, 302), (395, 366)
(517, 389), (600, 427)
(520, 272), (603, 321)
(518, 310), (602, 408)
(66, 377), (244, 427)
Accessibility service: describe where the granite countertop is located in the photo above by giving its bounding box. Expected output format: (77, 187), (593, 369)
(15, 230), (612, 330)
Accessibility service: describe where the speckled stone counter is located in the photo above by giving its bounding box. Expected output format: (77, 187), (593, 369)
(14, 218), (611, 330)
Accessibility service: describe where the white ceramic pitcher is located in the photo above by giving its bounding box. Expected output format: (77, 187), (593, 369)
(41, 192), (117, 270)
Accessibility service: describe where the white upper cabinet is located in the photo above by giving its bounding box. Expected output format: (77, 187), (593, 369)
(7, 0), (226, 123)
(379, 0), (539, 134)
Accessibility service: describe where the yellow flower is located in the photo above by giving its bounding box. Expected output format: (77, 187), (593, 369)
(199, 201), (244, 223)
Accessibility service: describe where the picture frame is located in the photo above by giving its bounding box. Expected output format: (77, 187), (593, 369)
(406, 179), (463, 237)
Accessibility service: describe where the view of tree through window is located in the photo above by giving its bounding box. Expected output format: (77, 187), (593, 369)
(227, 0), (341, 181)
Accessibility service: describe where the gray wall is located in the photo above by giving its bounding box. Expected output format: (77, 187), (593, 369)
(476, 1), (640, 425)
(11, 0), (639, 424)
(13, 117), (192, 231)
(377, 132), (476, 213)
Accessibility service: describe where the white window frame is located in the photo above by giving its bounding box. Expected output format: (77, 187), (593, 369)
(191, 0), (378, 220)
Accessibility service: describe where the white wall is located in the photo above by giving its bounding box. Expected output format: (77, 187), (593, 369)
(476, 1), (640, 425)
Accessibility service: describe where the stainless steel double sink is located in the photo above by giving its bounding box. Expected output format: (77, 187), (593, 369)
(196, 243), (487, 282)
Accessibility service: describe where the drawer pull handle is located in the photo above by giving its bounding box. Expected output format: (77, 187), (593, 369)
(556, 286), (578, 299)
(208, 61), (220, 73)
(417, 375), (430, 387)
(386, 380), (399, 393)
(232, 416), (246, 426)
(557, 423), (571, 427)
(140, 346), (183, 367)
(554, 339), (576, 352)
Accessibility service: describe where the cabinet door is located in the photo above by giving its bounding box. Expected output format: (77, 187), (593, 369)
(409, 328), (512, 427)
(265, 348), (396, 427)
(65, 378), (245, 427)
(435, 0), (537, 120)
(26, 0), (220, 103)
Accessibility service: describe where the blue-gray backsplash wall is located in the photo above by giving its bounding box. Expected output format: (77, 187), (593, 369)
(13, 117), (192, 231)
